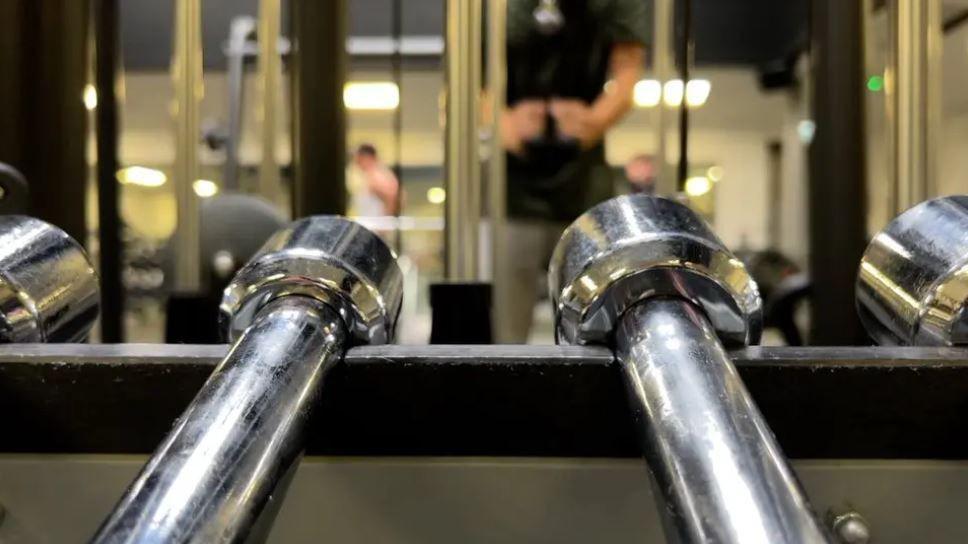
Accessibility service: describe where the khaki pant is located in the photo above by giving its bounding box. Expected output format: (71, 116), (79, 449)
(494, 219), (568, 343)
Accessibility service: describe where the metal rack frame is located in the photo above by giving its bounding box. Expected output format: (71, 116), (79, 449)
(2, 343), (966, 459)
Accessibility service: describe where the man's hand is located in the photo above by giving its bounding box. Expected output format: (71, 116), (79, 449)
(501, 100), (547, 156)
(550, 99), (605, 150)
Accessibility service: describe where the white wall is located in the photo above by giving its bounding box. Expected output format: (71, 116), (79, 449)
(611, 68), (786, 250)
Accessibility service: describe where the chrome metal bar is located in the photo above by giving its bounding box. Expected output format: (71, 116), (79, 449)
(887, 0), (941, 215)
(91, 297), (347, 543)
(444, 0), (482, 281)
(171, 0), (203, 292)
(616, 298), (828, 544)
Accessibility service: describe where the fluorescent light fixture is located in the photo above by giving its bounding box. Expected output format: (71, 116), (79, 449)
(634, 79), (662, 108)
(706, 165), (724, 182)
(117, 166), (167, 187)
(343, 82), (400, 111)
(684, 176), (712, 197)
(83, 84), (98, 111)
(659, 79), (710, 108)
(193, 179), (219, 198)
(685, 79), (711, 107)
(426, 187), (446, 204)
(663, 79), (684, 107)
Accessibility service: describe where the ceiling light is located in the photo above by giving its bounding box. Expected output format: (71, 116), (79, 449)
(426, 187), (446, 204)
(684, 176), (712, 197)
(634, 79), (662, 108)
(83, 84), (98, 111)
(663, 80), (684, 107)
(706, 165), (724, 182)
(685, 79), (711, 107)
(117, 166), (167, 187)
(343, 82), (400, 111)
(193, 179), (219, 198)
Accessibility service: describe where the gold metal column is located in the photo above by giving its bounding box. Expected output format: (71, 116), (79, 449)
(652, 0), (676, 196)
(258, 0), (282, 204)
(444, 0), (483, 281)
(887, 0), (941, 214)
(171, 0), (203, 292)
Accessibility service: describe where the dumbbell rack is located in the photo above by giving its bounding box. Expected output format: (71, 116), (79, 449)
(1, 195), (966, 542)
(0, 343), (965, 541)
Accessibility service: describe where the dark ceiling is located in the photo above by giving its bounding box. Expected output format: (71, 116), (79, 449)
(120, 0), (808, 71)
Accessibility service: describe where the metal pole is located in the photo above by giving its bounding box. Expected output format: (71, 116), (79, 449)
(91, 297), (347, 543)
(766, 140), (783, 249)
(289, 0), (347, 217)
(93, 0), (124, 342)
(257, 0), (282, 202)
(887, 0), (941, 214)
(487, 0), (508, 335)
(676, 0), (693, 190)
(444, 0), (482, 281)
(0, 0), (89, 245)
(391, 0), (404, 252)
(172, 0), (202, 292)
(808, 0), (868, 345)
(223, 17), (256, 192)
(652, 0), (675, 196)
(616, 299), (829, 543)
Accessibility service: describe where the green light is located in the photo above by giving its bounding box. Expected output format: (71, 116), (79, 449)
(867, 75), (884, 92)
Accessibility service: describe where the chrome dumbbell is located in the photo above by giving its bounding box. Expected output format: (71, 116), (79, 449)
(549, 195), (828, 543)
(857, 195), (968, 346)
(0, 216), (99, 342)
(92, 216), (402, 543)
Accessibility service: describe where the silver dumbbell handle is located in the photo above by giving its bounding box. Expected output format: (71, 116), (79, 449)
(617, 298), (829, 543)
(91, 296), (346, 543)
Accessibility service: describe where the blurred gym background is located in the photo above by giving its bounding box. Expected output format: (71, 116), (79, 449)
(0, 0), (963, 346)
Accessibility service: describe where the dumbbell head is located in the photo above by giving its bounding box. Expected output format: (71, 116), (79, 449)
(857, 195), (968, 346)
(549, 194), (762, 346)
(220, 216), (403, 345)
(0, 216), (100, 342)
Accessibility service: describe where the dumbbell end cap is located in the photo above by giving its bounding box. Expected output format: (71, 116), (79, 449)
(0, 216), (100, 343)
(549, 195), (762, 347)
(857, 195), (968, 346)
(220, 216), (403, 345)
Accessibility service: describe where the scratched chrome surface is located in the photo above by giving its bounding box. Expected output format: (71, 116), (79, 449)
(0, 216), (99, 342)
(91, 297), (346, 543)
(548, 194), (761, 347)
(617, 299), (829, 543)
(857, 196), (968, 346)
(220, 216), (403, 345)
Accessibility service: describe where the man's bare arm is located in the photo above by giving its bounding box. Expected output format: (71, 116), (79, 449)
(550, 42), (645, 149)
(589, 42), (645, 133)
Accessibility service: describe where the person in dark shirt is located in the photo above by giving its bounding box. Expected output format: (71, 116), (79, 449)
(496, 0), (650, 342)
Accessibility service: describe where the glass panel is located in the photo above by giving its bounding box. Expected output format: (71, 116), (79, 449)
(347, 0), (445, 343)
(116, 0), (294, 342)
(686, 1), (811, 345)
(117, 0), (178, 342)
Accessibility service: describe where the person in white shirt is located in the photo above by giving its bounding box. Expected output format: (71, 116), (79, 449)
(351, 143), (400, 217)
